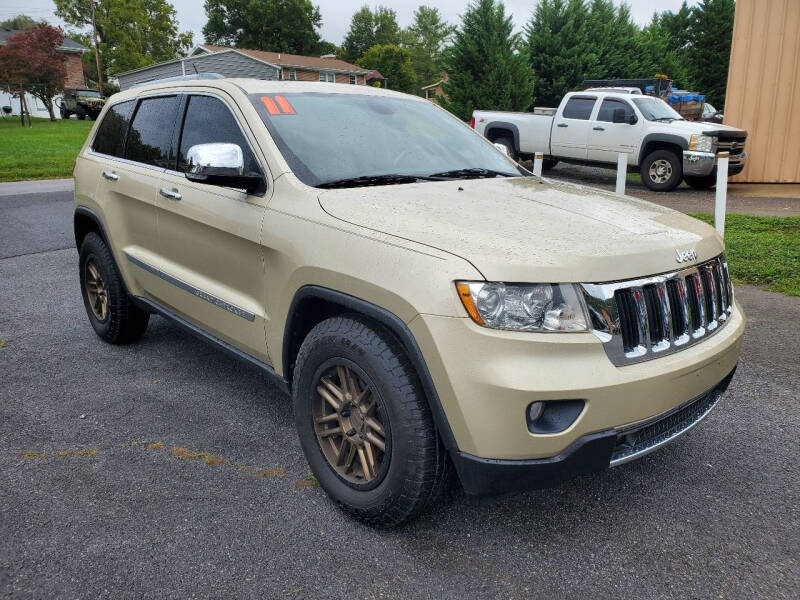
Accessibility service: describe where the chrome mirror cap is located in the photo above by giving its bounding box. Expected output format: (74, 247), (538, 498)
(185, 143), (244, 180)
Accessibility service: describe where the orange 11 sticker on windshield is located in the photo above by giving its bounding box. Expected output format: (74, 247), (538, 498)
(261, 96), (296, 115)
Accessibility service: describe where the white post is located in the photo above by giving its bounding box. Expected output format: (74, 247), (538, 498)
(533, 152), (543, 177)
(616, 152), (627, 195)
(715, 151), (729, 238)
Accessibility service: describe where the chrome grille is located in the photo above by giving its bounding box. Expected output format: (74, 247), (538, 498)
(717, 137), (746, 157)
(582, 255), (734, 366)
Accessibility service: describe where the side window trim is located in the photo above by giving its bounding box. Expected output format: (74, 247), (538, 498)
(170, 91), (265, 182)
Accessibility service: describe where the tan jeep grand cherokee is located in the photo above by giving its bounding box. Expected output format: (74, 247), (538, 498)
(73, 78), (744, 527)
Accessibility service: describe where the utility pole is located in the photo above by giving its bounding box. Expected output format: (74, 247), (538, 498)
(91, 0), (105, 97)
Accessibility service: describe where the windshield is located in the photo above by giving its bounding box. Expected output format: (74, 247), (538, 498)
(78, 90), (102, 98)
(250, 92), (520, 187)
(632, 97), (683, 121)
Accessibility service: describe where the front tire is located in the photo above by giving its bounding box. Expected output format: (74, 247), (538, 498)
(79, 232), (150, 344)
(640, 149), (682, 192)
(292, 315), (449, 528)
(684, 174), (717, 189)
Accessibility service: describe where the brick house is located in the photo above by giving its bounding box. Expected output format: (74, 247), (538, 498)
(0, 28), (87, 117)
(421, 73), (449, 103)
(117, 45), (370, 90)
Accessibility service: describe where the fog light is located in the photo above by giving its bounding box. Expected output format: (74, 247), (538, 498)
(528, 401), (545, 424)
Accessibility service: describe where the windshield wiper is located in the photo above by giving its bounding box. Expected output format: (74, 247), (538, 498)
(316, 174), (439, 189)
(426, 167), (517, 179)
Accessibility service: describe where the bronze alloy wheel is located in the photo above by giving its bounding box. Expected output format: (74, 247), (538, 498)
(84, 258), (109, 322)
(312, 364), (389, 486)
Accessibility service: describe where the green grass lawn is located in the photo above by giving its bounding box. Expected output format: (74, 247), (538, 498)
(693, 214), (800, 296)
(0, 117), (93, 182)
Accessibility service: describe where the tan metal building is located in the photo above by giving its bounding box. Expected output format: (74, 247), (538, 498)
(725, 0), (800, 182)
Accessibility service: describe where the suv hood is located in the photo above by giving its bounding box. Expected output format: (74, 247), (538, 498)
(318, 177), (723, 283)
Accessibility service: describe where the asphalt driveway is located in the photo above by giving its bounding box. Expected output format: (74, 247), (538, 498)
(1, 180), (798, 599)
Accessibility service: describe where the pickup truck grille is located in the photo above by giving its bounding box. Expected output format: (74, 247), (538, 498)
(717, 136), (746, 157)
(581, 255), (734, 366)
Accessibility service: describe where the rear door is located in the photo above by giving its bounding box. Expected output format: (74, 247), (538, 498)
(550, 95), (596, 160)
(587, 97), (642, 164)
(152, 92), (270, 362)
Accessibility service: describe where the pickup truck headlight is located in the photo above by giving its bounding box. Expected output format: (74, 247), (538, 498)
(689, 134), (715, 153)
(455, 282), (589, 332)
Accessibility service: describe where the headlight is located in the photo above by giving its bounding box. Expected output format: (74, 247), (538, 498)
(689, 134), (715, 153)
(455, 282), (589, 332)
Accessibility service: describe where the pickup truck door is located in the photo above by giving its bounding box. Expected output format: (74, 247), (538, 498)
(587, 98), (642, 164)
(152, 93), (271, 363)
(550, 96), (596, 160)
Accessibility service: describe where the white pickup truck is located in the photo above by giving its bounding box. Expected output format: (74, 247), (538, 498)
(471, 91), (748, 192)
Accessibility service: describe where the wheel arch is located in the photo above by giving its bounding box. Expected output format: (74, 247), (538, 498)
(282, 285), (459, 451)
(484, 121), (521, 153)
(638, 133), (688, 165)
(74, 206), (110, 252)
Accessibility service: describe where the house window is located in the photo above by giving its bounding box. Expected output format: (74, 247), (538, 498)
(319, 71), (335, 83)
(290, 69), (297, 81)
(350, 74), (357, 85)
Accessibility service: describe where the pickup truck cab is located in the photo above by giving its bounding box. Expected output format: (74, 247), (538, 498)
(472, 91), (747, 192)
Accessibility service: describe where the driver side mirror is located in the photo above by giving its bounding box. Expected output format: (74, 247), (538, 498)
(184, 143), (264, 193)
(612, 108), (636, 125)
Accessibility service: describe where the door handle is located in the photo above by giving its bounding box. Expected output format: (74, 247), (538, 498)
(593, 126), (605, 131)
(556, 123), (568, 128)
(102, 171), (119, 181)
(159, 187), (182, 200)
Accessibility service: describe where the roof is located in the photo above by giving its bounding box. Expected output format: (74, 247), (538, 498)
(0, 28), (87, 52)
(420, 80), (444, 91)
(197, 45), (368, 74)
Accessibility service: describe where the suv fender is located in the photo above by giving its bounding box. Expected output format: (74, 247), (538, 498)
(282, 285), (459, 452)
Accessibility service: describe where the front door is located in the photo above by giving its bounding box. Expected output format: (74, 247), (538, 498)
(587, 97), (642, 164)
(152, 93), (270, 363)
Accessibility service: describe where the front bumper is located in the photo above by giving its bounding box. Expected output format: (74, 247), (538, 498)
(683, 150), (747, 177)
(452, 367), (736, 495)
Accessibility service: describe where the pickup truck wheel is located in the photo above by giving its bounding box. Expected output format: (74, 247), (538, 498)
(293, 315), (448, 528)
(684, 174), (716, 190)
(640, 150), (682, 192)
(494, 136), (519, 162)
(79, 232), (150, 344)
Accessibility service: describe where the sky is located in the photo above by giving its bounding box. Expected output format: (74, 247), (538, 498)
(3, 1), (699, 47)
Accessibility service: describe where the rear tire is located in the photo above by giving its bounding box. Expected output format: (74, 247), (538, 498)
(493, 136), (519, 162)
(640, 149), (682, 192)
(292, 315), (448, 528)
(684, 174), (716, 189)
(542, 159), (559, 171)
(79, 232), (150, 344)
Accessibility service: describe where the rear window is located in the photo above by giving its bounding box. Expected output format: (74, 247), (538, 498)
(562, 97), (596, 120)
(124, 96), (180, 168)
(92, 100), (135, 158)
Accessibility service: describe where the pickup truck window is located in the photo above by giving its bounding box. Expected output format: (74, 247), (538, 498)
(251, 92), (518, 187)
(632, 97), (684, 121)
(596, 98), (634, 122)
(562, 97), (596, 120)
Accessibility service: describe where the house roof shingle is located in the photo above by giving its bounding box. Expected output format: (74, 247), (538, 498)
(0, 28), (87, 52)
(200, 45), (368, 74)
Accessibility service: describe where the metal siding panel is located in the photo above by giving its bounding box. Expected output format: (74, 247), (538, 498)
(727, 0), (800, 182)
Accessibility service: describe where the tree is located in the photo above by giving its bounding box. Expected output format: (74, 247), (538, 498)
(526, 0), (591, 107)
(54, 0), (193, 77)
(440, 0), (534, 121)
(0, 14), (38, 30)
(405, 6), (456, 90)
(203, 0), (322, 54)
(357, 44), (416, 93)
(635, 12), (690, 88)
(342, 5), (402, 62)
(689, 0), (735, 107)
(0, 24), (68, 122)
(584, 0), (639, 79)
(316, 40), (340, 56)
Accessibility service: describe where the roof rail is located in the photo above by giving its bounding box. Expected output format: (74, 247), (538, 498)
(131, 73), (225, 89)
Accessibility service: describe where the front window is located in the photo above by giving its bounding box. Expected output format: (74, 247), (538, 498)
(251, 92), (520, 187)
(633, 97), (684, 121)
(349, 74), (356, 85)
(319, 71), (335, 83)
